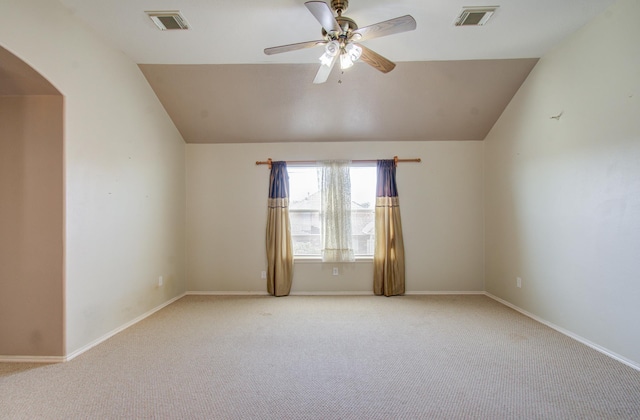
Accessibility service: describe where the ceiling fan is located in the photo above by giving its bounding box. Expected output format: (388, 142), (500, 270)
(264, 0), (417, 84)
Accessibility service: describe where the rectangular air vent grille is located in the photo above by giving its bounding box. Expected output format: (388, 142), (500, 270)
(455, 7), (498, 26)
(146, 11), (190, 30)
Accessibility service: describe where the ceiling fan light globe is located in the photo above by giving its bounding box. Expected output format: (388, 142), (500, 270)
(319, 40), (340, 66)
(345, 43), (362, 62)
(340, 53), (354, 70)
(325, 41), (340, 56)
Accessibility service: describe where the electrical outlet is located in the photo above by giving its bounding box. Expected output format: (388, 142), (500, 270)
(517, 277), (522, 288)
(332, 267), (339, 276)
(261, 271), (266, 279)
(158, 276), (164, 287)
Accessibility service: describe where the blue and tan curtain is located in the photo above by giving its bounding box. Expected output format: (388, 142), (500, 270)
(266, 161), (293, 296)
(374, 160), (405, 296)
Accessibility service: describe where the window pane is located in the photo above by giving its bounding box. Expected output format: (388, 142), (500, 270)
(288, 165), (376, 257)
(289, 167), (322, 255)
(288, 167), (320, 205)
(350, 167), (376, 256)
(289, 210), (321, 255)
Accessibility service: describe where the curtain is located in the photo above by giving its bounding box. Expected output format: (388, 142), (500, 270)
(321, 160), (355, 262)
(374, 160), (405, 296)
(266, 161), (293, 296)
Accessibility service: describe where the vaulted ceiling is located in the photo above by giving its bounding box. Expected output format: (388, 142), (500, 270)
(31, 1), (620, 142)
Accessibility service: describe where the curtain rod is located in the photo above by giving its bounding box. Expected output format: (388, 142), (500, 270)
(256, 156), (421, 169)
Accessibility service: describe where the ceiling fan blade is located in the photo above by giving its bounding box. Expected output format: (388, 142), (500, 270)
(305, 1), (341, 34)
(264, 40), (327, 55)
(313, 52), (338, 84)
(357, 44), (396, 73)
(351, 15), (416, 42)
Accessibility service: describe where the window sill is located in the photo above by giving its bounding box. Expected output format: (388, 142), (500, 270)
(294, 256), (373, 264)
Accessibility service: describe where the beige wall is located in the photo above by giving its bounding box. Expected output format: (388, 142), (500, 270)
(0, 0), (186, 356)
(0, 95), (64, 356)
(187, 141), (484, 293)
(485, 0), (640, 365)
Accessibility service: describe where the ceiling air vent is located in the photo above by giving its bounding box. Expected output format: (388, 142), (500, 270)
(455, 6), (498, 26)
(146, 11), (190, 30)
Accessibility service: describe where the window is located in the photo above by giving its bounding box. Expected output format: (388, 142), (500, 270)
(288, 165), (376, 258)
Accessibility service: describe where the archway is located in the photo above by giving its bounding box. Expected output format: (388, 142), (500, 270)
(0, 45), (64, 358)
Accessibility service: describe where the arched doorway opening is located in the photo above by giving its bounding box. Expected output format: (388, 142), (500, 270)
(0, 45), (64, 358)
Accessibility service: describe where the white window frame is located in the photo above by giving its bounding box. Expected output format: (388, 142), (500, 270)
(288, 164), (376, 261)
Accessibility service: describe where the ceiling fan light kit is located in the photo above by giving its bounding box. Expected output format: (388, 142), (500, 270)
(264, 0), (416, 84)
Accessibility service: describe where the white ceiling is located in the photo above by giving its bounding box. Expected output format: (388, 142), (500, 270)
(49, 0), (616, 143)
(58, 0), (615, 65)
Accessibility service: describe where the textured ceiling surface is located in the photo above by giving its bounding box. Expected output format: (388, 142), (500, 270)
(58, 0), (615, 64)
(140, 59), (538, 143)
(3, 1), (616, 142)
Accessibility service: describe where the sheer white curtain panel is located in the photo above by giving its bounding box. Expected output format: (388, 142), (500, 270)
(320, 160), (355, 262)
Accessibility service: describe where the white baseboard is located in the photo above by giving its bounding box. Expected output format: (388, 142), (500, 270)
(1, 293), (208, 363)
(186, 291), (270, 296)
(405, 291), (485, 295)
(1, 293), (186, 364)
(0, 290), (480, 363)
(290, 291), (374, 295)
(62, 293), (187, 363)
(485, 292), (640, 372)
(0, 354), (66, 364)
(186, 290), (485, 296)
(7, 291), (635, 372)
(289, 291), (484, 296)
(188, 291), (372, 296)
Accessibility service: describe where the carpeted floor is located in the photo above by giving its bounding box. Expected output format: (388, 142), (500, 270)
(1, 295), (639, 419)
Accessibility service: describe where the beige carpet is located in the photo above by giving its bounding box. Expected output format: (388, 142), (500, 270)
(1, 295), (639, 419)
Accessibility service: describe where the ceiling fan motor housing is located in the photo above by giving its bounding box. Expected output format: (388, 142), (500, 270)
(321, 15), (358, 39)
(331, 0), (349, 14)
